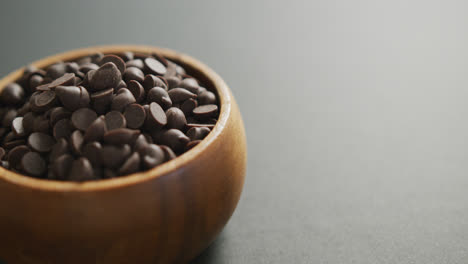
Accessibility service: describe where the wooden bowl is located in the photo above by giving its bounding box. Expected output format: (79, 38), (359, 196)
(0, 45), (246, 264)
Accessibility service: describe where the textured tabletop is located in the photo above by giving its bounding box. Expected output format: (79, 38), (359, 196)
(1, 1), (468, 263)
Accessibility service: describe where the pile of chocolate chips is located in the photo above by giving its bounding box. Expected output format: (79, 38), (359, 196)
(0, 52), (218, 181)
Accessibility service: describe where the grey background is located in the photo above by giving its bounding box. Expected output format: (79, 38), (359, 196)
(1, 0), (468, 263)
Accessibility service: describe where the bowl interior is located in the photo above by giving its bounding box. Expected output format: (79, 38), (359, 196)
(0, 45), (231, 192)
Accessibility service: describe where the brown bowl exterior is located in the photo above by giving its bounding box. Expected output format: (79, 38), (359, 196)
(0, 46), (246, 264)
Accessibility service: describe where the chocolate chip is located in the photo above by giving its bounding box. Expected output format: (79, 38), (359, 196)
(31, 70), (47, 79)
(90, 88), (114, 101)
(53, 154), (73, 180)
(29, 75), (44, 91)
(17, 102), (31, 116)
(166, 107), (186, 130)
(193, 104), (218, 119)
(22, 113), (35, 134)
(77, 56), (92, 65)
(24, 65), (38, 75)
(48, 73), (76, 89)
(0, 83), (24, 105)
(80, 86), (92, 105)
(144, 57), (167, 75)
(101, 144), (131, 169)
(90, 62), (122, 91)
(80, 69), (95, 87)
(49, 107), (71, 126)
(32, 115), (50, 133)
(153, 53), (169, 66)
(55, 86), (90, 111)
(141, 144), (165, 169)
(99, 55), (126, 74)
(187, 127), (211, 141)
(143, 74), (167, 90)
(111, 88), (136, 112)
(160, 129), (190, 153)
(133, 134), (149, 154)
(83, 116), (107, 142)
(158, 77), (169, 88)
(164, 62), (178, 78)
(118, 152), (140, 175)
(71, 108), (97, 131)
(12, 117), (25, 137)
(69, 157), (95, 182)
(90, 53), (104, 64)
(103, 128), (139, 145)
(126, 59), (144, 70)
(146, 102), (167, 128)
(124, 104), (146, 129)
(35, 83), (51, 92)
(175, 65), (186, 76)
(123, 67), (144, 83)
(70, 130), (84, 155)
(147, 87), (172, 109)
(121, 52), (134, 62)
(75, 75), (84, 83)
(180, 78), (200, 94)
(28, 132), (55, 153)
(198, 90), (217, 105)
(49, 138), (69, 160)
(79, 63), (99, 74)
(2, 109), (17, 127)
(105, 111), (126, 130)
(185, 140), (202, 151)
(53, 118), (72, 139)
(67, 62), (80, 72)
(4, 139), (26, 149)
(46, 63), (66, 80)
(197, 85), (206, 93)
(127, 80), (145, 102)
(116, 80), (127, 91)
(21, 152), (46, 177)
(33, 90), (57, 111)
(8, 145), (29, 169)
(29, 92), (42, 112)
(90, 88), (114, 114)
(160, 145), (176, 161)
(168, 88), (197, 103)
(180, 98), (198, 115)
(166, 76), (181, 89)
(82, 141), (102, 166)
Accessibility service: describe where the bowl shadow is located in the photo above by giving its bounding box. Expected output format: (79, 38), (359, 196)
(190, 231), (227, 264)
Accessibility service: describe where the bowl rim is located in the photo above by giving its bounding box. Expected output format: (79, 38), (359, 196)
(0, 45), (231, 192)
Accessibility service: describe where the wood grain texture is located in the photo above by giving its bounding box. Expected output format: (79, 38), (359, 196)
(0, 45), (247, 264)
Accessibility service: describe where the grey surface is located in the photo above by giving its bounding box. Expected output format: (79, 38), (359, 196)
(2, 0), (468, 263)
